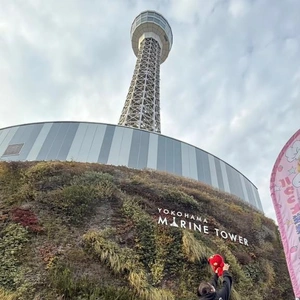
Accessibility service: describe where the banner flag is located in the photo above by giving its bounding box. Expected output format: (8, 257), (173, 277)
(270, 129), (300, 299)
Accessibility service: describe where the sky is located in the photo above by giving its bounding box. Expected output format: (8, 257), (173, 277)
(0, 0), (299, 221)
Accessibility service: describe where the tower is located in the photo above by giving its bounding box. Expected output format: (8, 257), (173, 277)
(118, 11), (173, 133)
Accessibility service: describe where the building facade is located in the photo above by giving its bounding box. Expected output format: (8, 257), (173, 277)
(0, 121), (263, 212)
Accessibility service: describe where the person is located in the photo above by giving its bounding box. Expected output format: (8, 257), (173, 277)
(197, 263), (232, 300)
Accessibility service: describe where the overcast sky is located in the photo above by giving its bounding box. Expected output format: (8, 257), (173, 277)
(0, 0), (299, 221)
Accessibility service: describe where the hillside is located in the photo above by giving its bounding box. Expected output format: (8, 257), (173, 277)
(0, 161), (293, 299)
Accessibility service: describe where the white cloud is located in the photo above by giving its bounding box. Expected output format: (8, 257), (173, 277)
(228, 0), (249, 18)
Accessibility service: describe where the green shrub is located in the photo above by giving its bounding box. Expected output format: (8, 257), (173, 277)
(162, 187), (200, 210)
(0, 223), (29, 290)
(22, 161), (76, 191)
(71, 171), (114, 186)
(0, 161), (294, 299)
(41, 185), (100, 224)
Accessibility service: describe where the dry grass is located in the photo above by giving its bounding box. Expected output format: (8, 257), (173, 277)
(182, 230), (213, 262)
(0, 288), (17, 300)
(83, 229), (174, 300)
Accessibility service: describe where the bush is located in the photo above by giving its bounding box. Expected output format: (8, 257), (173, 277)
(10, 208), (43, 233)
(22, 161), (76, 191)
(71, 171), (114, 186)
(41, 185), (100, 224)
(0, 161), (294, 299)
(0, 223), (29, 290)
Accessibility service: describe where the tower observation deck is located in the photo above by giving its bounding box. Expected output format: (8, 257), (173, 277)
(118, 11), (173, 133)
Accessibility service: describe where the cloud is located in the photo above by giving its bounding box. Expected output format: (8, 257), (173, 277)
(228, 0), (250, 18)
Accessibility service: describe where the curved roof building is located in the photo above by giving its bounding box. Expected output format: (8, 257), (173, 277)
(0, 121), (263, 212)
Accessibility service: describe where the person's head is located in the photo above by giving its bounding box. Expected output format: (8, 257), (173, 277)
(197, 282), (216, 297)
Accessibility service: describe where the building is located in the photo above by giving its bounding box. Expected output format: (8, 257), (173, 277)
(118, 11), (172, 133)
(0, 11), (263, 212)
(0, 121), (263, 211)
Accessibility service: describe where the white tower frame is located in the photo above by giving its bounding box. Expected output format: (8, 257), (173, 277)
(118, 11), (173, 133)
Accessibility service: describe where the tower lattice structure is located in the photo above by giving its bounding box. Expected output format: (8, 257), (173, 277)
(118, 11), (173, 133)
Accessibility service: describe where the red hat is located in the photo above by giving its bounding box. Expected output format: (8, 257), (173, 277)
(208, 254), (224, 276)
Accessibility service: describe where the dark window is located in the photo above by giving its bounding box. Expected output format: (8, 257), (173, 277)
(3, 143), (24, 156)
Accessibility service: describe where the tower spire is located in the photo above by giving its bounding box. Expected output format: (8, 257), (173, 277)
(118, 11), (173, 133)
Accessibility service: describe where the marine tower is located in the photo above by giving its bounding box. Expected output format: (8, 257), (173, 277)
(118, 11), (173, 133)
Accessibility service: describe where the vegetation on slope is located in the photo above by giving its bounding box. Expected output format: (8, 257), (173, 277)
(0, 161), (293, 299)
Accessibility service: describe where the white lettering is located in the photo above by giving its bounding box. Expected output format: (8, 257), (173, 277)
(170, 217), (179, 227)
(220, 231), (228, 239)
(180, 220), (186, 228)
(157, 208), (248, 246)
(158, 216), (168, 225)
(203, 225), (209, 234)
(228, 232), (237, 242)
(239, 236), (244, 244)
(194, 223), (202, 232)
